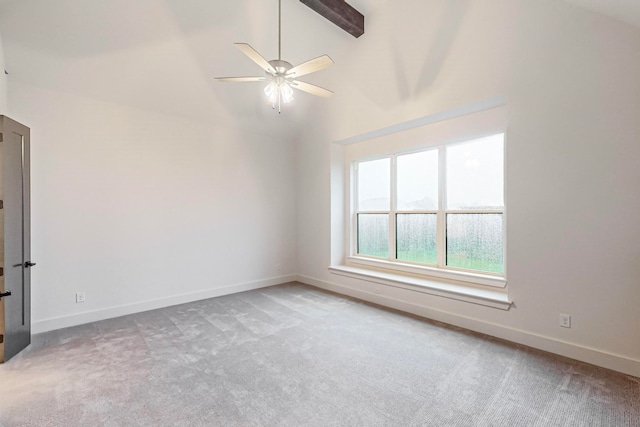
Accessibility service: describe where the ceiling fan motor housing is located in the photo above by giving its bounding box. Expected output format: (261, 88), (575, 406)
(268, 59), (293, 76)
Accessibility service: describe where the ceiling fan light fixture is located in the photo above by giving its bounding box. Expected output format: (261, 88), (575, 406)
(215, 0), (334, 113)
(280, 82), (294, 103)
(264, 78), (294, 113)
(264, 80), (278, 103)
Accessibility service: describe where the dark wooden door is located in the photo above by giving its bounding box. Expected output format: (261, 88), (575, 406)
(0, 116), (32, 363)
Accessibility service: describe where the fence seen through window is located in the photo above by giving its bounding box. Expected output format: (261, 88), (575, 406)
(355, 134), (504, 275)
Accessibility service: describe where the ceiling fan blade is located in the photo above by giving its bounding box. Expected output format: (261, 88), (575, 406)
(286, 55), (334, 78)
(235, 43), (275, 74)
(291, 80), (334, 98)
(215, 77), (267, 82)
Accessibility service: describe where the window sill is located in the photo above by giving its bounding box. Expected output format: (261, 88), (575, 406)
(328, 264), (512, 310)
(348, 256), (506, 288)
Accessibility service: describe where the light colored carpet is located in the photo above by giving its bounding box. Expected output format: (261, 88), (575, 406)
(0, 282), (638, 426)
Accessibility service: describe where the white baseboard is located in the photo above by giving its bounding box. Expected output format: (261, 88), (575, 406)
(32, 274), (298, 334)
(297, 274), (640, 378)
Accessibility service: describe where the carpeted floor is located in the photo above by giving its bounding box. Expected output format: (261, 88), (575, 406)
(0, 282), (638, 426)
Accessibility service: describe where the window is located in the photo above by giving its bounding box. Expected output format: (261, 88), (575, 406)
(353, 134), (504, 277)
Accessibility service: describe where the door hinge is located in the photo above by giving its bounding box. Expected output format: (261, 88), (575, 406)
(0, 132), (3, 142)
(0, 334), (3, 344)
(0, 200), (3, 209)
(0, 267), (3, 276)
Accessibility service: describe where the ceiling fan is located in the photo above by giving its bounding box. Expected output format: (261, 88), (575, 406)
(215, 0), (334, 113)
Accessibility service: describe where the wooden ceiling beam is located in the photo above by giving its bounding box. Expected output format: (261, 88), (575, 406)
(300, 0), (364, 38)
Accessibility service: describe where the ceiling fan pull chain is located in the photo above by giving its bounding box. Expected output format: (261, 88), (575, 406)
(278, 90), (282, 114)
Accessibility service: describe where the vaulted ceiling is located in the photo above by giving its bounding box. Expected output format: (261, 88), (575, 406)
(0, 0), (638, 140)
(564, 0), (640, 29)
(0, 0), (390, 138)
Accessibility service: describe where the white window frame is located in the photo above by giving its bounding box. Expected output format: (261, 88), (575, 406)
(348, 134), (506, 289)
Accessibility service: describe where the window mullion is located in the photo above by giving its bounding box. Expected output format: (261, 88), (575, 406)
(437, 146), (447, 268)
(352, 162), (358, 257)
(390, 155), (397, 261)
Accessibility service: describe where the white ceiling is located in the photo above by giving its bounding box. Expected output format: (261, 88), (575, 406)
(0, 0), (385, 136)
(563, 0), (640, 29)
(0, 0), (638, 139)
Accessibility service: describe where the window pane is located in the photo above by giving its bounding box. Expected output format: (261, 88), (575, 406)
(357, 158), (390, 211)
(447, 134), (504, 210)
(446, 214), (503, 274)
(357, 214), (389, 258)
(397, 150), (438, 210)
(396, 214), (437, 264)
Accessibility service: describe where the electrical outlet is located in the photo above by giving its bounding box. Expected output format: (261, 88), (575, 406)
(559, 313), (571, 328)
(76, 292), (86, 303)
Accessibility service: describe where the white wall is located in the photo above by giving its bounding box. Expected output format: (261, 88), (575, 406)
(296, 0), (640, 376)
(0, 0), (307, 333)
(8, 82), (297, 332)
